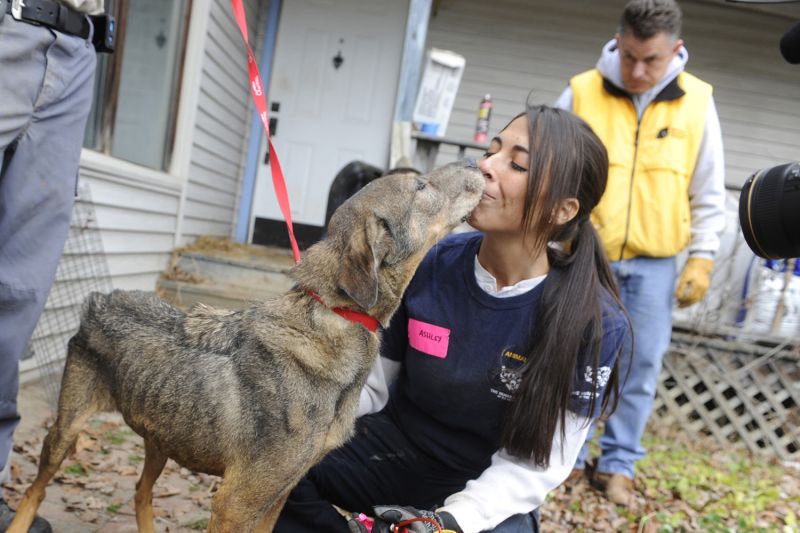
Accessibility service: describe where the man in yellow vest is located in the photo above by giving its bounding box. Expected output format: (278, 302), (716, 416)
(555, 0), (726, 506)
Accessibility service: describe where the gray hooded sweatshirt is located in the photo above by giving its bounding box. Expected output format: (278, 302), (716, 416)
(555, 39), (726, 258)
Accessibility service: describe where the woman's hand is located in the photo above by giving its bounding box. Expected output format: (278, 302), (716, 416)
(347, 505), (462, 533)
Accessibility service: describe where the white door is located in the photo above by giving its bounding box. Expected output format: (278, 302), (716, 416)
(252, 0), (409, 228)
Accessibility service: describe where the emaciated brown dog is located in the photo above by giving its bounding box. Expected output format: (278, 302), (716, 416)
(8, 161), (483, 533)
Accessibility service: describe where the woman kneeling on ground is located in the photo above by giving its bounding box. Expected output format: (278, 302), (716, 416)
(274, 102), (632, 533)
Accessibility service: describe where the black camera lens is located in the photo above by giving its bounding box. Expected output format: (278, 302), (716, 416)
(738, 162), (800, 259)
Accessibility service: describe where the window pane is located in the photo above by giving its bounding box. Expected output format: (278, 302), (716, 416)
(110, 0), (188, 170)
(83, 0), (122, 151)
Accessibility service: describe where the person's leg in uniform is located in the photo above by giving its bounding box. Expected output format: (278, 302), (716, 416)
(593, 256), (676, 502)
(276, 413), (539, 533)
(484, 508), (539, 533)
(0, 12), (96, 525)
(275, 413), (476, 532)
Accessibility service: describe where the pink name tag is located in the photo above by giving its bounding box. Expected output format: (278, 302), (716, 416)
(408, 318), (450, 358)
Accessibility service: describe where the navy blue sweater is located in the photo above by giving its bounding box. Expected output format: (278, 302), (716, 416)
(381, 232), (628, 474)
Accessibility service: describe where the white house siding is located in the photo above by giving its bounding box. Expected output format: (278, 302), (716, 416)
(425, 0), (800, 190)
(178, 0), (267, 246)
(20, 153), (183, 380)
(81, 169), (180, 290)
(425, 0), (800, 332)
(20, 1), (268, 381)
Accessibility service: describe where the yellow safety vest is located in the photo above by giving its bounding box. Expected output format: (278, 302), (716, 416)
(570, 69), (712, 260)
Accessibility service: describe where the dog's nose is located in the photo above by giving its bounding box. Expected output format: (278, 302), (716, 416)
(463, 158), (478, 169)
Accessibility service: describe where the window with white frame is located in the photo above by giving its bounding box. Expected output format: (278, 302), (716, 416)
(83, 0), (191, 171)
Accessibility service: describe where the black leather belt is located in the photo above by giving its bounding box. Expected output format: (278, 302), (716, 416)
(5, 0), (91, 39)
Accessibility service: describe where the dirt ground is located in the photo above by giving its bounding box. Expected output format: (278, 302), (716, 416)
(3, 382), (216, 532)
(4, 380), (798, 532)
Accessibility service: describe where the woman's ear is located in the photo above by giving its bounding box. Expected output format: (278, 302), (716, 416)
(552, 197), (580, 225)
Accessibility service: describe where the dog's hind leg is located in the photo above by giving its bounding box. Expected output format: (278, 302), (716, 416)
(134, 439), (168, 533)
(7, 337), (105, 533)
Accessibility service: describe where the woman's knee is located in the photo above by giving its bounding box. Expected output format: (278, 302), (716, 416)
(484, 509), (539, 532)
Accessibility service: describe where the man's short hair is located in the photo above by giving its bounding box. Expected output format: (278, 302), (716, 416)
(619, 0), (682, 40)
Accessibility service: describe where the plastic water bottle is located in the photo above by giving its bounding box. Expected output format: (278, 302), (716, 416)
(474, 94), (492, 144)
(748, 258), (800, 337)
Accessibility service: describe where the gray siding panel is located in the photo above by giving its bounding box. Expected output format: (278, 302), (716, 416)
(184, 199), (237, 222)
(182, 0), (267, 246)
(22, 2), (268, 381)
(194, 119), (247, 166)
(196, 86), (248, 133)
(191, 145), (241, 181)
(22, 169), (181, 379)
(188, 183), (238, 207)
(426, 0), (800, 189)
(99, 230), (176, 254)
(112, 272), (170, 291)
(78, 171), (180, 290)
(186, 161), (239, 193)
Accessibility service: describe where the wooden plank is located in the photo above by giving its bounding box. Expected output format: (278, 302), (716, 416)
(657, 333), (800, 460)
(661, 355), (733, 447)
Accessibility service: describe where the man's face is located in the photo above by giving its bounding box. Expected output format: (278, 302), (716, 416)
(616, 31), (682, 94)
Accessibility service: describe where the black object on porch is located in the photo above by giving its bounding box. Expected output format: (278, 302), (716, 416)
(253, 160), (385, 249)
(323, 161), (384, 229)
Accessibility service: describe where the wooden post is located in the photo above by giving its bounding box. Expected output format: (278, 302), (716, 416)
(770, 257), (798, 336)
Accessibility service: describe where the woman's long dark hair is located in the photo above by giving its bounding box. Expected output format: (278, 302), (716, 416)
(499, 103), (629, 466)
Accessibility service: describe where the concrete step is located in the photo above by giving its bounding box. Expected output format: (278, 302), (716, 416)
(157, 279), (290, 310)
(157, 242), (296, 309)
(175, 251), (294, 289)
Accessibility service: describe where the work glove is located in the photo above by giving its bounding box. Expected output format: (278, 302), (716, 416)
(347, 505), (462, 533)
(675, 257), (714, 308)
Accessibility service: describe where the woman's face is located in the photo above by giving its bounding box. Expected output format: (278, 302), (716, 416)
(469, 116), (531, 234)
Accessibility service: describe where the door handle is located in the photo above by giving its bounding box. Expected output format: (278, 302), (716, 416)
(264, 117), (278, 164)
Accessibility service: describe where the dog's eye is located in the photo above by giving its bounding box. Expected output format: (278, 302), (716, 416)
(416, 180), (427, 191)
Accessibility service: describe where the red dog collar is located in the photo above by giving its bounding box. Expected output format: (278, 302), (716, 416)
(306, 291), (379, 332)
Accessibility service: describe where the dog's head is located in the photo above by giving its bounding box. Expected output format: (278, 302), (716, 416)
(293, 161), (484, 324)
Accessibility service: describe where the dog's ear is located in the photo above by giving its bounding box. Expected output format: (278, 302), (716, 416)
(338, 215), (388, 310)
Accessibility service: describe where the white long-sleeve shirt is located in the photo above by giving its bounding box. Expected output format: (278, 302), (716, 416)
(357, 254), (593, 533)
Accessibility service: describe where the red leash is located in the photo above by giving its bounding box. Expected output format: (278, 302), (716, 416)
(231, 1), (378, 333)
(230, 0), (301, 264)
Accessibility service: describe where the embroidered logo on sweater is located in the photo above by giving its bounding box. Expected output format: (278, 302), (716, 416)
(572, 365), (612, 400)
(488, 349), (526, 401)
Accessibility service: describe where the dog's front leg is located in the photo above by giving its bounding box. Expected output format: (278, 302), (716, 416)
(208, 471), (270, 533)
(208, 459), (306, 533)
(255, 492), (289, 532)
(134, 439), (168, 533)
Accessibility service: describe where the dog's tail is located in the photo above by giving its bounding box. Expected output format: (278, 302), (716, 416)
(80, 291), (110, 328)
